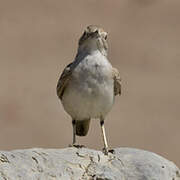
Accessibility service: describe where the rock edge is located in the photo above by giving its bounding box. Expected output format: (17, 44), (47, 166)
(0, 147), (179, 180)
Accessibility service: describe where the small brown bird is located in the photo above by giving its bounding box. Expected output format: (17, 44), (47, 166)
(57, 25), (121, 154)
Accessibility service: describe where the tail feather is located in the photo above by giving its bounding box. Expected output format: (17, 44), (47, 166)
(75, 119), (90, 136)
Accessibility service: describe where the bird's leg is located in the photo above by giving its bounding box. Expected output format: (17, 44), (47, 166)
(100, 117), (109, 155)
(69, 119), (85, 148)
(69, 119), (76, 147)
(72, 119), (76, 145)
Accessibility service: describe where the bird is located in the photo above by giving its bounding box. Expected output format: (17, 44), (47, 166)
(56, 25), (121, 155)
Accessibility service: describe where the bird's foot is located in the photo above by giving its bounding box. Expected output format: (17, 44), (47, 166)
(69, 144), (86, 148)
(102, 147), (115, 155)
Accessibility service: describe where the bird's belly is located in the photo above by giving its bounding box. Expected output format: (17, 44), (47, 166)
(62, 77), (114, 120)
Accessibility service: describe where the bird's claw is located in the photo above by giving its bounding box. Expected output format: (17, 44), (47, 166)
(69, 144), (86, 148)
(102, 147), (115, 155)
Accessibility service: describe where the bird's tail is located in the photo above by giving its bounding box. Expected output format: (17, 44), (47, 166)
(75, 119), (90, 136)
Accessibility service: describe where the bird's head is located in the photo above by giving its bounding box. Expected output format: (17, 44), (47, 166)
(78, 25), (108, 56)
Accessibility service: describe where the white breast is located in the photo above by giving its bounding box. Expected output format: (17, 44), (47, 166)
(62, 51), (114, 120)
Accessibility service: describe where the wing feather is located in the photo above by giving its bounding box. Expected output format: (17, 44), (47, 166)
(56, 63), (73, 100)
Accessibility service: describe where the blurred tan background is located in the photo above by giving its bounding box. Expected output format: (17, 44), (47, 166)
(0, 0), (179, 166)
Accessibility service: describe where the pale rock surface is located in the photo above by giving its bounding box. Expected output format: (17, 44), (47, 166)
(0, 147), (179, 180)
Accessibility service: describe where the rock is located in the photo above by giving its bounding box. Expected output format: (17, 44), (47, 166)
(0, 147), (179, 180)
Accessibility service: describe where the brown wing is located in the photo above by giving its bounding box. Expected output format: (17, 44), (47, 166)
(56, 63), (73, 100)
(112, 67), (121, 96)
